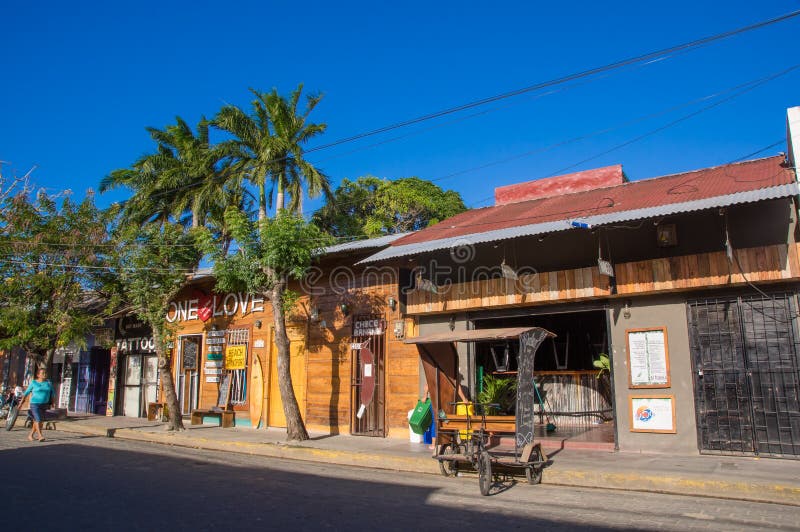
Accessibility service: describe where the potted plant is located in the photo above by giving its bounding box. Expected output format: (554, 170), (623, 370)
(477, 374), (517, 415)
(593, 353), (613, 420)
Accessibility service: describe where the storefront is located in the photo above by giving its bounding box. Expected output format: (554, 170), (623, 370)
(359, 148), (800, 456)
(114, 315), (159, 418)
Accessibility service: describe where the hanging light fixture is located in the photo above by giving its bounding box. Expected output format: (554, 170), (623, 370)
(500, 258), (518, 280)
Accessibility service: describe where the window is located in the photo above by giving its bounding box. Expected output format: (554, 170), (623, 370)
(226, 328), (250, 405)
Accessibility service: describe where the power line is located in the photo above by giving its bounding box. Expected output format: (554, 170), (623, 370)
(129, 10), (800, 204)
(305, 9), (800, 154)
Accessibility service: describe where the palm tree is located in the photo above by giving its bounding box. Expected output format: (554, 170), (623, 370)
(101, 116), (240, 229)
(214, 84), (331, 219)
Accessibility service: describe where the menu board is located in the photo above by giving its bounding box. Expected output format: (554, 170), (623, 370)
(626, 328), (670, 388)
(630, 395), (676, 433)
(216, 373), (232, 408)
(181, 337), (199, 370)
(515, 328), (551, 453)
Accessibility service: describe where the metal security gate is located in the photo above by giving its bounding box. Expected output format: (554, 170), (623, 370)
(350, 315), (386, 437)
(688, 293), (800, 457)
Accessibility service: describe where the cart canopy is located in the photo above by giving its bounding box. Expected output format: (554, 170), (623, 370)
(405, 327), (555, 426)
(403, 327), (553, 345)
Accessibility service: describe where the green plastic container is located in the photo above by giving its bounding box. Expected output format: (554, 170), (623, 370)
(409, 398), (432, 435)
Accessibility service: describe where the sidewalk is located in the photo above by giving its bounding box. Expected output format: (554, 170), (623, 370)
(54, 414), (800, 506)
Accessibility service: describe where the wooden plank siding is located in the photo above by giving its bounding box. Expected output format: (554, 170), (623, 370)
(406, 243), (800, 315)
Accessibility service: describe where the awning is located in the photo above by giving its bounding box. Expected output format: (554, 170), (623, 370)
(403, 327), (555, 344)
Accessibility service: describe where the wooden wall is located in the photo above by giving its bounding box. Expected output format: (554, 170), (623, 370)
(168, 261), (422, 438)
(406, 243), (800, 315)
(303, 257), (420, 437)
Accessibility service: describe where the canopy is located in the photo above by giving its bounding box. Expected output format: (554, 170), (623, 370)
(403, 326), (555, 345)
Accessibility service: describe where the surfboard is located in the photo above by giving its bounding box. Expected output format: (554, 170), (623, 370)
(249, 354), (264, 428)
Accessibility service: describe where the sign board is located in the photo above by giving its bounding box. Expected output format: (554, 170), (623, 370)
(353, 318), (384, 337)
(207, 353), (223, 360)
(59, 378), (72, 409)
(181, 338), (199, 370)
(254, 339), (265, 348)
(216, 372), (232, 407)
(207, 345), (223, 353)
(626, 328), (670, 388)
(206, 337), (225, 345)
(205, 368), (223, 375)
(207, 330), (226, 337)
(224, 345), (247, 370)
(630, 395), (676, 433)
(205, 360), (224, 368)
(206, 376), (220, 383)
(515, 329), (550, 453)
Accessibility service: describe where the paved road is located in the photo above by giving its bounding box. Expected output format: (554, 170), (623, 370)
(1, 428), (797, 531)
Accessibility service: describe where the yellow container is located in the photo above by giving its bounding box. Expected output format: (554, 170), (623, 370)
(456, 402), (475, 441)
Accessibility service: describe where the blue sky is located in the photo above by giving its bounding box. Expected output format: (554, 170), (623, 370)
(2, 1), (798, 214)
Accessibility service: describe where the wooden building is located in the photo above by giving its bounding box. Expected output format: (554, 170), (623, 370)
(164, 234), (421, 438)
(358, 108), (800, 457)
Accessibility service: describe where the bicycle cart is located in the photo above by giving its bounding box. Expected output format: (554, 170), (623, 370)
(404, 326), (555, 496)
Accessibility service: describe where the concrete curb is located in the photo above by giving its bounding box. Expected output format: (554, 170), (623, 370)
(56, 423), (800, 506)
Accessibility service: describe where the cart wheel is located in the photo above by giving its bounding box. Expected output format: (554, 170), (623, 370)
(438, 443), (459, 477)
(478, 451), (492, 496)
(25, 418), (32, 429)
(525, 465), (543, 485)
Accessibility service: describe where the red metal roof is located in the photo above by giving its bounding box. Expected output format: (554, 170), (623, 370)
(393, 156), (794, 246)
(495, 165), (625, 205)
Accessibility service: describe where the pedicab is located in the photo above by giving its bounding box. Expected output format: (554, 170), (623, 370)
(404, 327), (555, 495)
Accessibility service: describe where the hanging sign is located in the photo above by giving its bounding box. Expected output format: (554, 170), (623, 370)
(598, 258), (615, 277)
(205, 360), (224, 368)
(353, 318), (384, 337)
(224, 345), (247, 370)
(206, 376), (220, 383)
(207, 353), (223, 360)
(206, 337), (225, 345)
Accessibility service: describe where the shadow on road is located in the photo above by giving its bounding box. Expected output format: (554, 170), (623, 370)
(1, 438), (621, 531)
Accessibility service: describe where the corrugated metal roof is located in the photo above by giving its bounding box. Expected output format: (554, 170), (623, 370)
(359, 157), (797, 264)
(324, 232), (410, 254)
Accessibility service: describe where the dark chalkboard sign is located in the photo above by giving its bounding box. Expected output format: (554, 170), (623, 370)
(515, 329), (550, 453)
(216, 372), (232, 409)
(182, 337), (199, 370)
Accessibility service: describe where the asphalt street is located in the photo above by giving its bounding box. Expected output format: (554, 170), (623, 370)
(1, 428), (797, 531)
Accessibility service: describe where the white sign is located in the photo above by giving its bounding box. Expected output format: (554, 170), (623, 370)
(254, 339), (265, 348)
(207, 345), (223, 353)
(207, 330), (226, 337)
(206, 337), (225, 345)
(631, 396), (675, 433)
(205, 360), (224, 368)
(364, 364), (373, 378)
(628, 329), (670, 387)
(59, 378), (72, 409)
(353, 319), (384, 337)
(205, 376), (220, 383)
(166, 293), (265, 323)
(205, 368), (223, 375)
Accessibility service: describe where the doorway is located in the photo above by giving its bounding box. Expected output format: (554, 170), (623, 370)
(688, 293), (800, 457)
(122, 354), (159, 417)
(350, 314), (386, 437)
(176, 335), (201, 415)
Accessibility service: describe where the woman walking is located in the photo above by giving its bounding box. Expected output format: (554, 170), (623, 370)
(22, 368), (54, 442)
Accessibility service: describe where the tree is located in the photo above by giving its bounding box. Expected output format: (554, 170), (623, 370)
(0, 191), (109, 372)
(100, 116), (242, 229)
(199, 210), (332, 440)
(214, 84), (331, 218)
(312, 176), (467, 238)
(108, 222), (202, 431)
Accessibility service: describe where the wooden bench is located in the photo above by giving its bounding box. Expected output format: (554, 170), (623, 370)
(438, 414), (516, 434)
(190, 409), (236, 428)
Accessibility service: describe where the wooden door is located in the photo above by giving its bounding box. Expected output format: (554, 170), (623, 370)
(267, 324), (307, 428)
